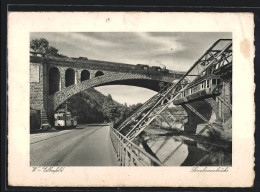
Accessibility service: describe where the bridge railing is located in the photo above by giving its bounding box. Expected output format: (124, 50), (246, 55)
(30, 52), (184, 78)
(109, 125), (164, 166)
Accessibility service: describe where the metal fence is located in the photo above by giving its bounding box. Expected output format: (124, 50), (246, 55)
(110, 126), (164, 166)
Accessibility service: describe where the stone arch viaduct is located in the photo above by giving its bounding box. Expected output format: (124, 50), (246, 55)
(30, 53), (184, 125)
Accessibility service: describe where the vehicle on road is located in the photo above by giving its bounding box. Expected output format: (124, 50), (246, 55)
(54, 108), (77, 130)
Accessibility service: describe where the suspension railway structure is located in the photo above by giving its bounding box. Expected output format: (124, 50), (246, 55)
(110, 39), (232, 166)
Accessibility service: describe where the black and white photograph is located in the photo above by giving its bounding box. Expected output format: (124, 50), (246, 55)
(30, 32), (232, 166)
(8, 12), (254, 187)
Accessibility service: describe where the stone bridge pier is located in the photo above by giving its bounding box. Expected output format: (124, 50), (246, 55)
(181, 78), (232, 135)
(181, 99), (213, 134)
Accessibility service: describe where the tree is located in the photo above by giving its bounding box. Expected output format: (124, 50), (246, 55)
(46, 46), (59, 56)
(30, 38), (59, 56)
(107, 94), (113, 101)
(30, 38), (49, 53)
(101, 94), (122, 122)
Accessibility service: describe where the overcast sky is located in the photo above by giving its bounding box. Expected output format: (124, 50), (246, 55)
(31, 32), (231, 105)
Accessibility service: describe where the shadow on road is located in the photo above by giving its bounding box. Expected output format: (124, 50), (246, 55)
(30, 123), (109, 134)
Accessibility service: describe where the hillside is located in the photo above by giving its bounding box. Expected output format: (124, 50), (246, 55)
(65, 88), (141, 125)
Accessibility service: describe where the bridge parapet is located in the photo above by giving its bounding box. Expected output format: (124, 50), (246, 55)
(30, 55), (184, 79)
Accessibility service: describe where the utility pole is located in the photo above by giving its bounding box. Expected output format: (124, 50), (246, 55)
(63, 101), (70, 112)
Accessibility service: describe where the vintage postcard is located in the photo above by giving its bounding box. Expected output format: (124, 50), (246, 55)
(8, 12), (255, 187)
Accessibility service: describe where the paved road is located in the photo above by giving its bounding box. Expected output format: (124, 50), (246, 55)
(30, 125), (118, 166)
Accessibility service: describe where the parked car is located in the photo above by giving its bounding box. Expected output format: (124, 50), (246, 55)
(40, 123), (51, 131)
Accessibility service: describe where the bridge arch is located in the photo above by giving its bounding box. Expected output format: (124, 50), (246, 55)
(95, 71), (104, 77)
(81, 70), (90, 81)
(65, 68), (76, 87)
(49, 67), (60, 94)
(49, 73), (177, 111)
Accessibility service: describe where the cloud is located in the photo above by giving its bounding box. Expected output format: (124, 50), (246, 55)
(30, 32), (231, 104)
(31, 32), (187, 68)
(69, 33), (118, 47)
